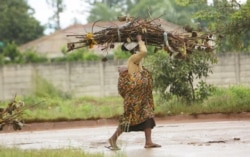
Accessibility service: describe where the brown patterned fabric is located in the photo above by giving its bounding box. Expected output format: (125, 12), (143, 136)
(118, 67), (155, 132)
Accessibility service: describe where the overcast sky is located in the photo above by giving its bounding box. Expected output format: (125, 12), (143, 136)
(27, 0), (90, 34)
(28, 0), (247, 34)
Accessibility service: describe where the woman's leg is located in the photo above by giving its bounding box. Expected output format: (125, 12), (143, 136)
(144, 128), (161, 148)
(144, 128), (153, 145)
(109, 126), (123, 148)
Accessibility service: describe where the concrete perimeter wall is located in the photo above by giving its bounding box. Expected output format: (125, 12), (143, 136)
(0, 53), (250, 100)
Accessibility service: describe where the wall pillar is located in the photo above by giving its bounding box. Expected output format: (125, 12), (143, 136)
(235, 53), (240, 84)
(99, 61), (104, 97)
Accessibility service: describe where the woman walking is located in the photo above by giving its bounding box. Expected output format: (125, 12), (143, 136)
(107, 34), (161, 150)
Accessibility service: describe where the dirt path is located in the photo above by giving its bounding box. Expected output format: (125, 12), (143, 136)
(1, 117), (250, 157)
(2, 112), (250, 133)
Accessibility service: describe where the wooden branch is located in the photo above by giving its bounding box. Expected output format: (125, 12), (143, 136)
(66, 17), (217, 58)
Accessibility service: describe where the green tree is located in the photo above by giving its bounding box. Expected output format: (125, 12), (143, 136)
(147, 50), (217, 103)
(86, 2), (122, 22)
(46, 0), (65, 30)
(85, 0), (145, 22)
(113, 45), (130, 60)
(84, 0), (134, 15)
(0, 0), (44, 45)
(20, 51), (48, 64)
(85, 0), (208, 30)
(53, 48), (100, 62)
(84, 0), (218, 103)
(2, 42), (21, 63)
(193, 0), (250, 51)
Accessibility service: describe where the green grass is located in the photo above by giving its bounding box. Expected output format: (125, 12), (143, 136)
(1, 81), (250, 122)
(19, 96), (123, 122)
(0, 147), (103, 157)
(155, 85), (250, 116)
(0, 74), (124, 122)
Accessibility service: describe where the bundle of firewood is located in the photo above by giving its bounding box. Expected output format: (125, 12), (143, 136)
(67, 16), (216, 58)
(0, 96), (26, 131)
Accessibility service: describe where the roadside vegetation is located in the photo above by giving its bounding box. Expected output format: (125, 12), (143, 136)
(0, 43), (101, 65)
(0, 43), (249, 123)
(155, 85), (250, 116)
(1, 75), (250, 122)
(0, 146), (104, 157)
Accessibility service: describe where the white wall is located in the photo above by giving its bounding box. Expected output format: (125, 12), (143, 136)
(0, 54), (250, 100)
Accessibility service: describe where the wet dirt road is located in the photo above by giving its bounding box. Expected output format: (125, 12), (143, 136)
(1, 120), (250, 157)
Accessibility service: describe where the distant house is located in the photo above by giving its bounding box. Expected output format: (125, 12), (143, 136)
(19, 19), (185, 58)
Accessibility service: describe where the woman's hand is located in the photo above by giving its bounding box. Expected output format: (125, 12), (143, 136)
(136, 34), (142, 42)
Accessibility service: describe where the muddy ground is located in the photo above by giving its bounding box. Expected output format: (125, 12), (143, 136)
(2, 112), (250, 132)
(1, 112), (250, 157)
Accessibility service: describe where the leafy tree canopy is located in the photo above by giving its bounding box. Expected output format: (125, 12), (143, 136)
(87, 2), (122, 22)
(0, 0), (44, 45)
(129, 0), (208, 27)
(85, 0), (250, 52)
(83, 0), (250, 103)
(146, 50), (217, 103)
(85, 0), (208, 28)
(46, 0), (65, 30)
(193, 0), (250, 52)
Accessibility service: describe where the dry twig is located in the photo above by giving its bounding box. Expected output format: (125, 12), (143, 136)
(67, 16), (216, 59)
(0, 95), (27, 131)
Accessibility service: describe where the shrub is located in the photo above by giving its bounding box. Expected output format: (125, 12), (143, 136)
(2, 42), (21, 63)
(113, 45), (130, 60)
(146, 50), (217, 103)
(33, 74), (71, 99)
(54, 48), (100, 62)
(20, 50), (48, 63)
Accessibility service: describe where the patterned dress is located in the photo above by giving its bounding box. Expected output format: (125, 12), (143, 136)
(118, 67), (155, 132)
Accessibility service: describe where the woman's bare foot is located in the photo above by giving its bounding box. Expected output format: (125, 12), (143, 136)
(144, 143), (161, 148)
(107, 138), (120, 150)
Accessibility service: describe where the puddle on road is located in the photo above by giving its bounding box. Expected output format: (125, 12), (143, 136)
(89, 141), (107, 149)
(157, 125), (179, 128)
(14, 142), (44, 146)
(1, 121), (250, 157)
(187, 137), (241, 146)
